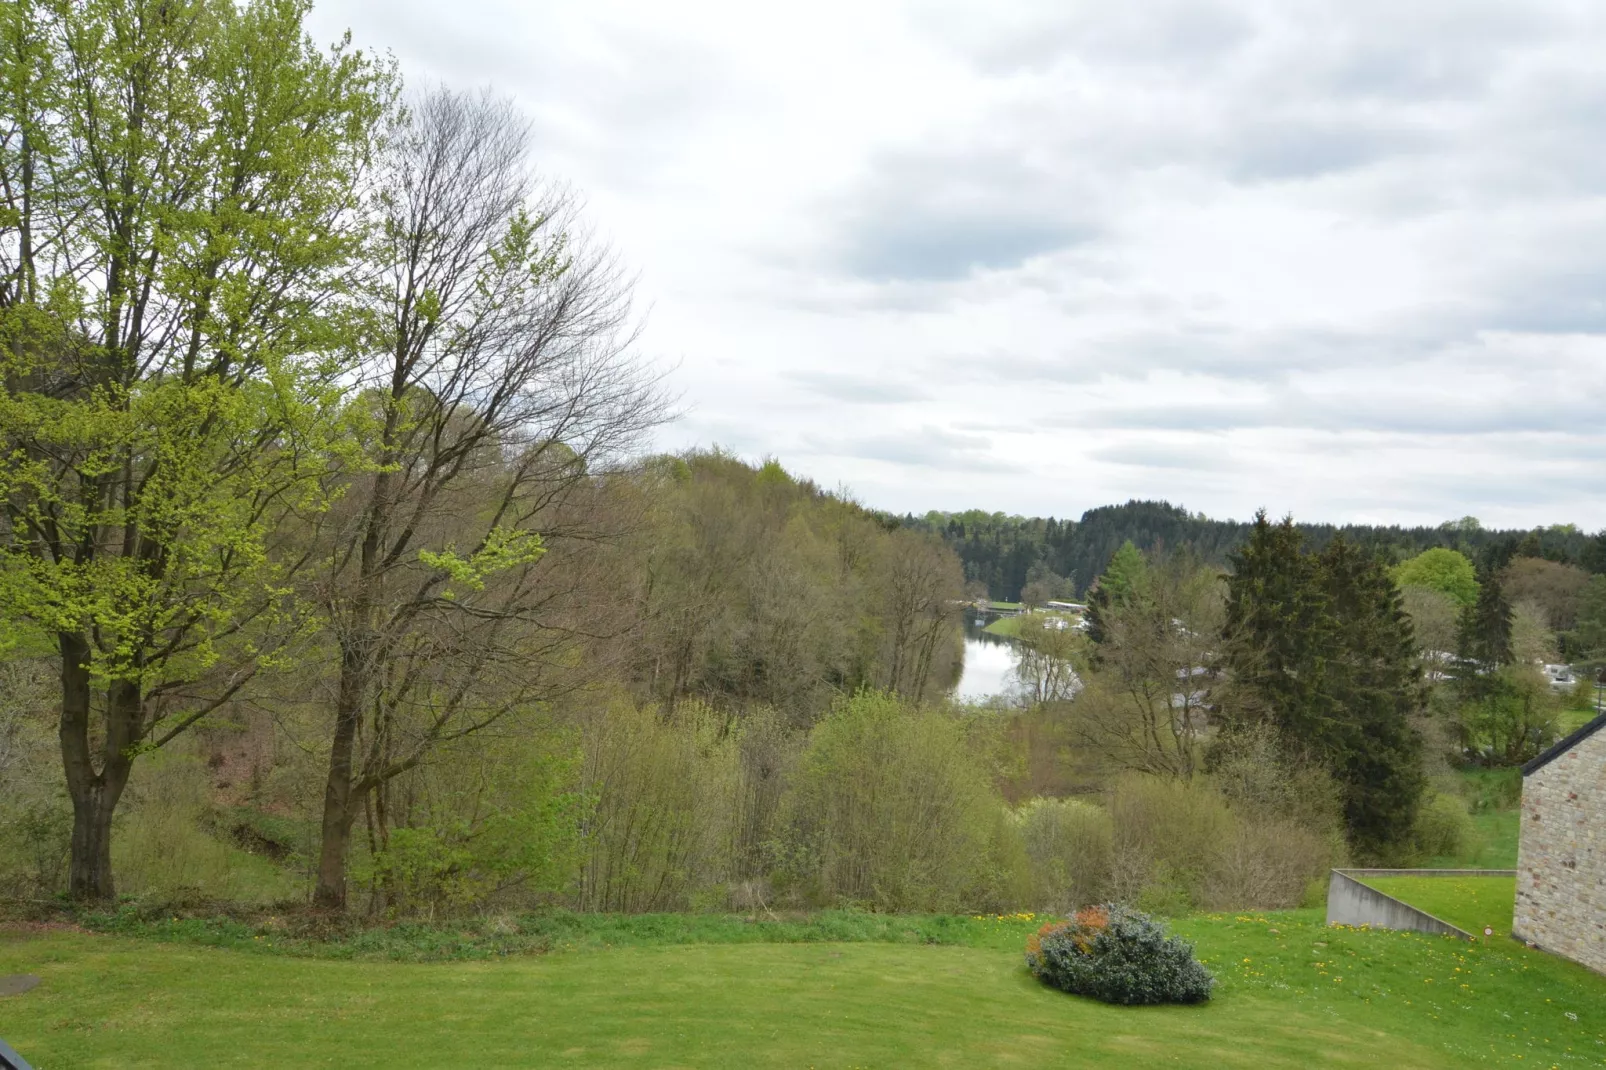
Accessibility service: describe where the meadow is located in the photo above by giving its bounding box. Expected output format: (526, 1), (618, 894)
(3, 902), (1604, 1068)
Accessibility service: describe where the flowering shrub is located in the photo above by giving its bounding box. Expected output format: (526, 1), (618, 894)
(1025, 905), (1213, 1005)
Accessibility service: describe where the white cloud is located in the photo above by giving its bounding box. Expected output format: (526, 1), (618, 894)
(310, 0), (1606, 528)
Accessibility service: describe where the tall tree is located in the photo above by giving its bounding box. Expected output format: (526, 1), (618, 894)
(1083, 539), (1149, 645)
(1072, 551), (1222, 779)
(1222, 515), (1424, 854)
(0, 0), (387, 898)
(1220, 514), (1327, 740)
(308, 88), (665, 909)
(1315, 538), (1425, 850)
(1391, 547), (1479, 607)
(1453, 574), (1514, 698)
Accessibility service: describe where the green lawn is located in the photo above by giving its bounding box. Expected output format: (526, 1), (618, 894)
(1359, 876), (1517, 937)
(1424, 807), (1520, 870)
(1559, 707), (1600, 734)
(4, 909), (1604, 1067)
(983, 615), (1021, 637)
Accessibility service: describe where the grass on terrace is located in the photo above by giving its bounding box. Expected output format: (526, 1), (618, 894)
(1359, 876), (1517, 937)
(3, 906), (1605, 1068)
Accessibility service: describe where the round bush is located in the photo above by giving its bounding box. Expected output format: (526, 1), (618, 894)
(1025, 906), (1214, 1005)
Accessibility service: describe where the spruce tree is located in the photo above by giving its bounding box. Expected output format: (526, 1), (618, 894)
(1315, 538), (1425, 852)
(1221, 513), (1329, 741)
(1222, 517), (1425, 855)
(1452, 574), (1513, 701)
(1084, 539), (1149, 646)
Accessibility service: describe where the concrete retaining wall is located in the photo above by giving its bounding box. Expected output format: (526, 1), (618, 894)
(1324, 871), (1474, 939)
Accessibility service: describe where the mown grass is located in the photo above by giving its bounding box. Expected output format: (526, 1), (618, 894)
(982, 614), (1021, 637)
(3, 907), (1604, 1068)
(1359, 876), (1517, 937)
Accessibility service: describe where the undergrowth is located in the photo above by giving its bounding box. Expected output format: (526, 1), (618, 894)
(65, 906), (1047, 962)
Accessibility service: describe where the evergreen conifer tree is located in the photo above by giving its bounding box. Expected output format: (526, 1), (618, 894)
(1222, 515), (1425, 855)
(1085, 540), (1149, 645)
(1453, 575), (1514, 700)
(1315, 538), (1425, 851)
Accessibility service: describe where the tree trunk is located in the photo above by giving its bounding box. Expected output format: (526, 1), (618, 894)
(67, 779), (122, 900)
(313, 641), (367, 909)
(59, 634), (138, 901)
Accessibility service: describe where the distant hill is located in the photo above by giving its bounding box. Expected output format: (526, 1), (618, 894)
(897, 500), (1603, 601)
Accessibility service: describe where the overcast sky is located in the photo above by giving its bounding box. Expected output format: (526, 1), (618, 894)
(312, 0), (1606, 529)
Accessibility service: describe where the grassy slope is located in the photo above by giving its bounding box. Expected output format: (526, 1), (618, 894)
(4, 910), (1605, 1068)
(982, 615), (1021, 637)
(1360, 876), (1517, 936)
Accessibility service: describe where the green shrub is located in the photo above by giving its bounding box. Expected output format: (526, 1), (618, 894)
(1202, 814), (1334, 911)
(0, 798), (70, 896)
(1106, 775), (1232, 910)
(1411, 791), (1477, 861)
(358, 727), (589, 916)
(1025, 905), (1213, 1005)
(1013, 797), (1112, 912)
(776, 690), (1005, 912)
(1456, 667), (1558, 767)
(577, 696), (740, 912)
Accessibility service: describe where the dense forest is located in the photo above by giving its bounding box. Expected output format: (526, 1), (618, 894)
(903, 500), (1606, 601)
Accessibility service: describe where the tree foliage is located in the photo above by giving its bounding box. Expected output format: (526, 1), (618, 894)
(0, 0), (390, 899)
(1392, 548), (1479, 607)
(905, 500), (1603, 603)
(1221, 514), (1424, 855)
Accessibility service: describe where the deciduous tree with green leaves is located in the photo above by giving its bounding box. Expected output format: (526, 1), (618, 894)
(0, 0), (388, 899)
(1391, 547), (1479, 607)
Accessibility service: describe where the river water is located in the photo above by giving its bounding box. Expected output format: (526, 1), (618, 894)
(951, 615), (1021, 704)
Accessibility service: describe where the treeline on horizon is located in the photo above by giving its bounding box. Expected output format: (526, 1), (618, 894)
(901, 500), (1605, 602)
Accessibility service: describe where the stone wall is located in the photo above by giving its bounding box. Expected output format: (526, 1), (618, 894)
(1514, 726), (1606, 975)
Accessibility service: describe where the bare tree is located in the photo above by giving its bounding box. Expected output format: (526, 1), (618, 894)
(1014, 615), (1084, 706)
(307, 88), (667, 908)
(1071, 553), (1223, 779)
(879, 534), (963, 703)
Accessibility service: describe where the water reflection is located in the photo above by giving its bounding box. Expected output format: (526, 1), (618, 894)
(952, 613), (1022, 704)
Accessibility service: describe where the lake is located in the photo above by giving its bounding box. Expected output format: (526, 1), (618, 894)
(951, 615), (1022, 704)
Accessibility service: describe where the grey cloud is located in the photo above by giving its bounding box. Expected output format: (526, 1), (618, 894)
(813, 426), (1027, 474)
(964, 324), (1439, 386)
(323, 0), (1606, 528)
(824, 143), (1102, 283)
(840, 213), (1093, 283)
(1090, 442), (1232, 472)
(312, 3), (752, 190)
(784, 370), (932, 404)
(1397, 467), (1606, 512)
(922, 0), (1252, 76)
(1227, 118), (1437, 182)
(1075, 395), (1606, 437)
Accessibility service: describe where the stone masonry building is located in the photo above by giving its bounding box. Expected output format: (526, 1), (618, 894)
(1514, 713), (1606, 974)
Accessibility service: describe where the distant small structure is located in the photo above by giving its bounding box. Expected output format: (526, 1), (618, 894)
(1541, 663), (1578, 693)
(1513, 712), (1606, 975)
(1044, 601), (1086, 613)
